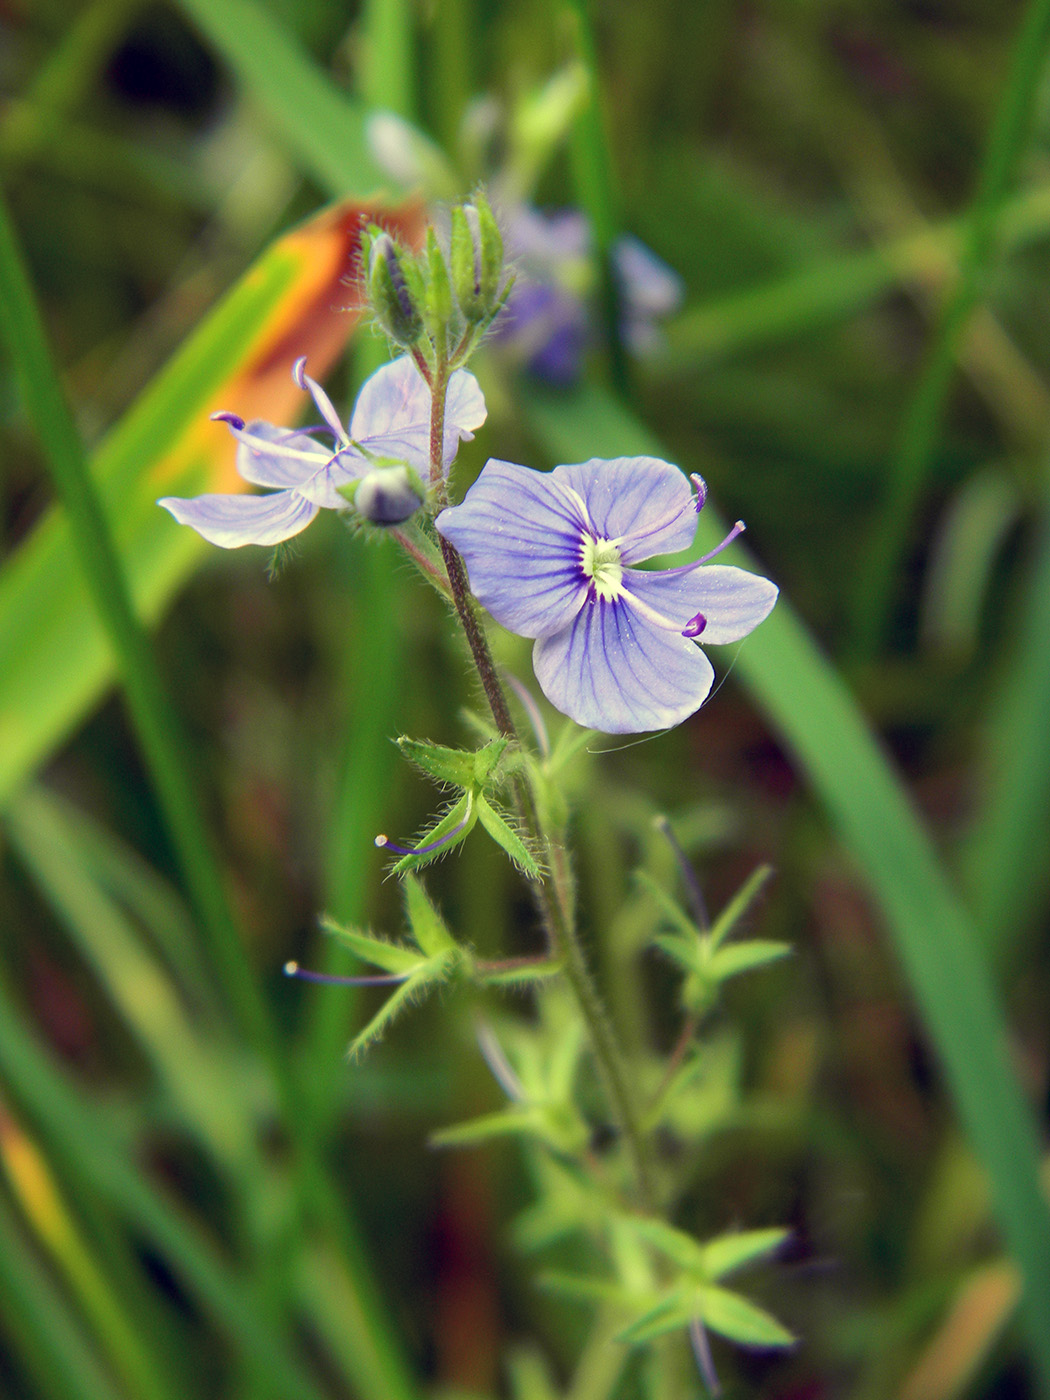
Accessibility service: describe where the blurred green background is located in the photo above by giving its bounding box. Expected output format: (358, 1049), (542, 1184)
(3, 1), (1050, 1397)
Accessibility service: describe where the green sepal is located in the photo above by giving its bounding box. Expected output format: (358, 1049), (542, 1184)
(476, 793), (541, 876)
(402, 874), (458, 957)
(475, 959), (562, 988)
(617, 1290), (693, 1345)
(450, 204), (481, 321)
(626, 1216), (707, 1273)
(348, 959), (454, 1059)
(429, 1108), (533, 1149)
(698, 1285), (794, 1349)
(701, 1228), (789, 1282)
(708, 864), (774, 951)
(474, 191), (504, 305)
(423, 227), (453, 356)
(705, 940), (791, 981)
(390, 792), (476, 874)
(396, 735), (508, 788)
(319, 916), (427, 975)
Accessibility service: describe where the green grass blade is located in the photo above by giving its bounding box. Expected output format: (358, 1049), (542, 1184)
(523, 381), (1050, 1397)
(175, 0), (389, 195)
(0, 973), (328, 1400)
(853, 0), (1050, 655)
(6, 786), (257, 1169)
(964, 480), (1050, 961)
(0, 181), (269, 1061)
(666, 181), (1050, 371)
(0, 1191), (124, 1400)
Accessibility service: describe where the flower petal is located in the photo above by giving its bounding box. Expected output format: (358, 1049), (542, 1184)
(436, 459), (590, 638)
(229, 420), (331, 489)
(552, 458), (698, 562)
(158, 489), (319, 548)
(533, 595), (716, 733)
(349, 356), (486, 473)
(626, 564), (778, 644)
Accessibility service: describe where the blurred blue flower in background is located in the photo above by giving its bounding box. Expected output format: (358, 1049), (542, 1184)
(437, 456), (777, 732)
(493, 204), (683, 383)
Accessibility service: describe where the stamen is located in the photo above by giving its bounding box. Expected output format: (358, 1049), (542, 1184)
(291, 356), (350, 445)
(689, 1317), (721, 1397)
(283, 960), (409, 986)
(375, 801), (473, 857)
(504, 671), (550, 757)
(682, 612), (706, 638)
(475, 1019), (526, 1102)
(211, 411), (245, 430)
(690, 474), (707, 512)
(696, 519), (745, 564)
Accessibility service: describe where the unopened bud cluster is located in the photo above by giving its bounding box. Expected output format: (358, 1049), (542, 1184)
(361, 193), (511, 374)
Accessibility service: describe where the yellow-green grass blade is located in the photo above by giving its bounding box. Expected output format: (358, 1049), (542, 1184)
(0, 971), (329, 1400)
(0, 1187), (124, 1400)
(523, 381), (1050, 1398)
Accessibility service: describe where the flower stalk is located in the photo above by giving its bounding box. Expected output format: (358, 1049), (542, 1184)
(428, 361), (656, 1207)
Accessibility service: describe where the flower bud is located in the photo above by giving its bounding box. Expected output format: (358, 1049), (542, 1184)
(363, 228), (424, 349)
(423, 227), (454, 356)
(451, 193), (505, 326)
(353, 466), (424, 525)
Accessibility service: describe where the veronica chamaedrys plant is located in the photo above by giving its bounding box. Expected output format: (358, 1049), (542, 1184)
(436, 456), (777, 732)
(158, 198), (791, 1391)
(158, 353), (486, 544)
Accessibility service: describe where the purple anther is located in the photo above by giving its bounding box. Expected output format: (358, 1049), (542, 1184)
(682, 612), (707, 638)
(690, 474), (708, 512)
(210, 411), (245, 430)
(292, 355), (309, 390)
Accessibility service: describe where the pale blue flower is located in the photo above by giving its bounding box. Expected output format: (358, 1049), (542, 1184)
(159, 355), (486, 546)
(436, 457), (777, 733)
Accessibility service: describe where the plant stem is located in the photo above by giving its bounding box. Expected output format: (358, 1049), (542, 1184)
(427, 369), (655, 1207)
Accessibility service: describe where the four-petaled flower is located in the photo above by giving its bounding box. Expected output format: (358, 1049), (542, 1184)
(159, 355), (486, 546)
(436, 456), (778, 733)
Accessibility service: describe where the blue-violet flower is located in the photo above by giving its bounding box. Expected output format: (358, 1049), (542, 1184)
(159, 355), (486, 546)
(436, 456), (778, 733)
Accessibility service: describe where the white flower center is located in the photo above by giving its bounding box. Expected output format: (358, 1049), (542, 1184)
(581, 535), (624, 600)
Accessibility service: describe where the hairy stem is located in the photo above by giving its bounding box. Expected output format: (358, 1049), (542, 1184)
(427, 366), (655, 1206)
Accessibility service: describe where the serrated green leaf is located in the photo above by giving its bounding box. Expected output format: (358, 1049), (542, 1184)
(402, 875), (456, 957)
(701, 1229), (789, 1282)
(349, 963), (450, 1059)
(708, 865), (774, 952)
(391, 793), (476, 874)
(699, 1285), (794, 1349)
(475, 794), (541, 876)
(320, 917), (424, 975)
(705, 940), (792, 982)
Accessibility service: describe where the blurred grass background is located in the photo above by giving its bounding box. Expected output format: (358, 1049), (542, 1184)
(3, 1), (1050, 1397)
